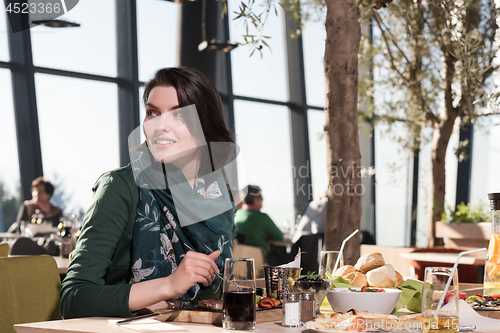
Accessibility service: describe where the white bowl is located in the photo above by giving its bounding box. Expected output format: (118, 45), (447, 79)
(327, 287), (402, 314)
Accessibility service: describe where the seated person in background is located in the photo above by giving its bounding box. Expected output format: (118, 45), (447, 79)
(292, 192), (327, 244)
(16, 177), (63, 228)
(291, 192), (327, 273)
(235, 185), (283, 258)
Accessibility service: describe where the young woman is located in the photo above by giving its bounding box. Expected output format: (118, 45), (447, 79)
(60, 67), (237, 319)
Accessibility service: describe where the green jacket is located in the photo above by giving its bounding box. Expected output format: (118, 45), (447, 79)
(60, 164), (227, 318)
(234, 209), (283, 256)
(60, 165), (138, 318)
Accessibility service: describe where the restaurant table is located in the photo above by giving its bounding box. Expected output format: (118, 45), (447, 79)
(14, 318), (303, 333)
(13, 316), (500, 333)
(0, 232), (19, 240)
(400, 251), (486, 265)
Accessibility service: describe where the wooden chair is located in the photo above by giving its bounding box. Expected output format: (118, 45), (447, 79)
(232, 239), (266, 277)
(0, 242), (9, 257)
(0, 255), (61, 333)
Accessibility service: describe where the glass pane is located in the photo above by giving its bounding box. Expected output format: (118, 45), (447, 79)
(470, 116), (500, 205)
(307, 110), (327, 200)
(31, 0), (117, 77)
(228, 2), (287, 101)
(302, 19), (325, 108)
(0, 69), (21, 232)
(35, 74), (120, 215)
(234, 100), (294, 228)
(374, 123), (409, 246)
(415, 124), (459, 247)
(137, 0), (178, 82)
(0, 10), (8, 61)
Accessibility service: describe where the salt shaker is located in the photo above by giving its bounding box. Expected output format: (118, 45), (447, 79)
(282, 293), (301, 327)
(300, 292), (316, 323)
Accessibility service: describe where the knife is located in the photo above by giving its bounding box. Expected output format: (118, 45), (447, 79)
(116, 305), (197, 325)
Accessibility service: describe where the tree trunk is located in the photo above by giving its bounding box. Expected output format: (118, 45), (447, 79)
(425, 118), (456, 247)
(323, 0), (362, 265)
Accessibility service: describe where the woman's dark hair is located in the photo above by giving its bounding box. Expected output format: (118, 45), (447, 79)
(143, 67), (235, 174)
(31, 177), (55, 196)
(243, 185), (262, 205)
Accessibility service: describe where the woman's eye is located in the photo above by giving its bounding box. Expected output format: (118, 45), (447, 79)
(146, 110), (158, 117)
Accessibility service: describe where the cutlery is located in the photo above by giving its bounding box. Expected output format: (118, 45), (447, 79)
(116, 305), (196, 325)
(183, 243), (243, 291)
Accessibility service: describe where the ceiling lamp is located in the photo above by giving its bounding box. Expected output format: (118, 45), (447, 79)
(198, 39), (238, 52)
(198, 0), (237, 53)
(31, 19), (80, 28)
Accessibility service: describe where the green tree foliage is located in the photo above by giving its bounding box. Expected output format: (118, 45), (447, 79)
(358, 0), (499, 245)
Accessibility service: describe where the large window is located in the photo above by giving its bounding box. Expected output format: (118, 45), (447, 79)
(307, 109), (327, 200)
(31, 0), (117, 77)
(234, 100), (295, 228)
(0, 10), (9, 61)
(415, 124), (459, 246)
(470, 115), (500, 205)
(35, 74), (120, 215)
(302, 19), (326, 108)
(0, 69), (20, 232)
(228, 1), (287, 101)
(374, 123), (409, 246)
(137, 0), (178, 82)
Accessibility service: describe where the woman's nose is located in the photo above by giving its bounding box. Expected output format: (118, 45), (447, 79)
(155, 112), (172, 132)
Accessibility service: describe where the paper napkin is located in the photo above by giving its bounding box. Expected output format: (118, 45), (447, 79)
(108, 318), (188, 332)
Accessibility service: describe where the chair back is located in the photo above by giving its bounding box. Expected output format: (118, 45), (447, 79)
(232, 239), (266, 277)
(10, 237), (59, 256)
(0, 255), (61, 333)
(0, 242), (9, 257)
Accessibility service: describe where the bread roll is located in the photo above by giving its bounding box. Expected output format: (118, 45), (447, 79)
(366, 264), (396, 288)
(344, 272), (367, 287)
(394, 270), (404, 287)
(354, 252), (385, 273)
(335, 265), (357, 277)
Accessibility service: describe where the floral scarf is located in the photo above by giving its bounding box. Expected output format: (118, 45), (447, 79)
(130, 154), (236, 301)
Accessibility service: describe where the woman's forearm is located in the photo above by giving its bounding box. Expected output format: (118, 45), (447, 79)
(129, 276), (177, 312)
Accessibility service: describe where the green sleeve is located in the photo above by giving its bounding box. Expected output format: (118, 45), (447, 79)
(264, 214), (284, 241)
(60, 169), (136, 319)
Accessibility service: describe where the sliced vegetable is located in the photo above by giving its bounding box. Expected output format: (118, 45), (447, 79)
(466, 295), (486, 304)
(258, 297), (274, 308)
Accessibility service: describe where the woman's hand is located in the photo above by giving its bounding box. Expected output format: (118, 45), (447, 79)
(166, 250), (220, 296)
(129, 250), (220, 312)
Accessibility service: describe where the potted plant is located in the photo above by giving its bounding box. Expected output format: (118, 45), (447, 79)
(436, 202), (492, 248)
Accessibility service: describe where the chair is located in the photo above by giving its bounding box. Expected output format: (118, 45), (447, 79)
(232, 239), (266, 277)
(0, 255), (61, 333)
(0, 242), (9, 257)
(10, 237), (59, 256)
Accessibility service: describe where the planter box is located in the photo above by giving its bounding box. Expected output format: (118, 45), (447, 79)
(436, 222), (491, 249)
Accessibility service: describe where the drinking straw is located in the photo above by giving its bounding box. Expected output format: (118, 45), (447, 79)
(332, 229), (359, 275)
(434, 247), (487, 317)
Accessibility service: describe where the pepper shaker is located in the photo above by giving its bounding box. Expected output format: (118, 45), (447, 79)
(300, 292), (316, 323)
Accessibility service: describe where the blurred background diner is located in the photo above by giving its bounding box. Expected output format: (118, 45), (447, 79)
(235, 185), (284, 265)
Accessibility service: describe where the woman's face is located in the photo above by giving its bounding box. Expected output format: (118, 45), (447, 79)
(143, 86), (199, 168)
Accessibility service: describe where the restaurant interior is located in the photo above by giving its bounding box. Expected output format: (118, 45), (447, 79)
(1, 0), (500, 332)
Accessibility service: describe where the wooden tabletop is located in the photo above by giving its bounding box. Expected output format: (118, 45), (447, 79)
(400, 251), (487, 265)
(14, 318), (302, 333)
